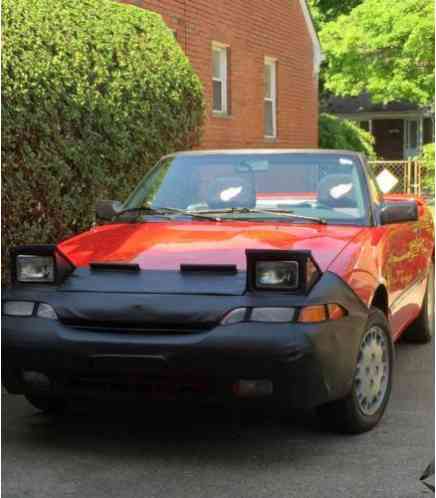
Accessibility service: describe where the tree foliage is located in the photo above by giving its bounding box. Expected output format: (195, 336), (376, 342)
(419, 143), (435, 197)
(2, 0), (204, 281)
(319, 113), (376, 158)
(307, 0), (362, 29)
(319, 0), (435, 104)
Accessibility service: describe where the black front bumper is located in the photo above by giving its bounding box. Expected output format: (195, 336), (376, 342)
(2, 272), (369, 408)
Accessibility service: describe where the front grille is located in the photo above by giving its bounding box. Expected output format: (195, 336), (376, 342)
(59, 318), (213, 335)
(66, 374), (222, 400)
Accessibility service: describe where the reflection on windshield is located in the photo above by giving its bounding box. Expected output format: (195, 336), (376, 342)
(123, 153), (369, 225)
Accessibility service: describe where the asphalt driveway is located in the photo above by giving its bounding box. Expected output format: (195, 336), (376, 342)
(2, 338), (434, 498)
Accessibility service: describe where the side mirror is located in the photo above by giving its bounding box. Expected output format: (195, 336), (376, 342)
(380, 201), (418, 225)
(96, 200), (123, 220)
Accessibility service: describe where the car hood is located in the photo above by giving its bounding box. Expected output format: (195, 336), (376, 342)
(58, 221), (363, 295)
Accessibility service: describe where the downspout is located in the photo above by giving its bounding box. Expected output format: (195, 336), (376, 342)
(184, 0), (188, 54)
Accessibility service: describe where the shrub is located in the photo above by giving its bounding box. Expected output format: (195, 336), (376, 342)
(2, 0), (204, 282)
(419, 142), (435, 197)
(319, 113), (376, 158)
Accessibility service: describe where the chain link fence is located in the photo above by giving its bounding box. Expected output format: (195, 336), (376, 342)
(368, 160), (423, 195)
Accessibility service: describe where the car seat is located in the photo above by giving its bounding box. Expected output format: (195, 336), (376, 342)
(317, 174), (356, 208)
(207, 175), (256, 210)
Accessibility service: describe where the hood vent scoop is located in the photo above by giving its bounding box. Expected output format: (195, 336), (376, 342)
(180, 264), (238, 274)
(90, 262), (140, 272)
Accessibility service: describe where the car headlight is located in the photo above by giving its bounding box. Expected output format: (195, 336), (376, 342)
(2, 301), (36, 317)
(246, 249), (321, 293)
(221, 304), (346, 326)
(16, 255), (55, 283)
(250, 307), (296, 322)
(255, 261), (299, 289)
(2, 301), (58, 320)
(11, 245), (76, 285)
(36, 303), (58, 320)
(221, 307), (296, 325)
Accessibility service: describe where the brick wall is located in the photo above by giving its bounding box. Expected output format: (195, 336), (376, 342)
(120, 0), (319, 149)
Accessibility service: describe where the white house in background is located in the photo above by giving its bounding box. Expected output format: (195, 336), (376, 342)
(324, 93), (434, 160)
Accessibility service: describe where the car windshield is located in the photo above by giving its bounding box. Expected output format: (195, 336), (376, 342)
(122, 153), (370, 225)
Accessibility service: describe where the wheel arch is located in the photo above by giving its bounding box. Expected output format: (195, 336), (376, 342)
(371, 285), (389, 317)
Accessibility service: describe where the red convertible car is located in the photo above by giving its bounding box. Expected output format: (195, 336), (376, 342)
(2, 150), (434, 433)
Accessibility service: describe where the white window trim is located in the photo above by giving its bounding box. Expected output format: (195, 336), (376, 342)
(212, 42), (229, 115)
(403, 118), (422, 158)
(264, 57), (277, 139)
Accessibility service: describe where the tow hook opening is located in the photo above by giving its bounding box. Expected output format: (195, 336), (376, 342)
(232, 379), (274, 398)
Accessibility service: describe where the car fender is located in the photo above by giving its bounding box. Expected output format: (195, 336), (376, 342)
(326, 227), (384, 310)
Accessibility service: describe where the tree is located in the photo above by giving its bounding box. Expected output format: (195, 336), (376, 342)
(319, 114), (376, 158)
(307, 0), (362, 29)
(307, 0), (365, 99)
(2, 0), (204, 283)
(419, 143), (435, 196)
(319, 0), (435, 105)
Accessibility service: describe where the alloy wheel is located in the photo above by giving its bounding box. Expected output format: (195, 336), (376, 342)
(354, 326), (390, 416)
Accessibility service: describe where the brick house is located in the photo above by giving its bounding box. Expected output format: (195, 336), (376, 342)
(119, 0), (322, 149)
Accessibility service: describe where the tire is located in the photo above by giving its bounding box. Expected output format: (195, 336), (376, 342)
(317, 308), (394, 434)
(25, 394), (67, 414)
(403, 264), (434, 344)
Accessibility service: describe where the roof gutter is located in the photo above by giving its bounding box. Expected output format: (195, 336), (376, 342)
(299, 0), (325, 75)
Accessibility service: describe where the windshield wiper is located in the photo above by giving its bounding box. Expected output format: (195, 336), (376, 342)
(156, 206), (222, 221)
(116, 206), (326, 224)
(193, 207), (327, 225)
(116, 206), (222, 222)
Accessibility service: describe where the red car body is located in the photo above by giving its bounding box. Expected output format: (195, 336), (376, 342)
(3, 150), (434, 433)
(59, 193), (434, 342)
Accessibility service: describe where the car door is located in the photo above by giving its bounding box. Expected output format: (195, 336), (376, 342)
(381, 198), (425, 337)
(367, 170), (422, 336)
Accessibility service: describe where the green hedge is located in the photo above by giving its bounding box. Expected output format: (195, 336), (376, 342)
(319, 113), (376, 158)
(2, 0), (204, 281)
(419, 143), (435, 197)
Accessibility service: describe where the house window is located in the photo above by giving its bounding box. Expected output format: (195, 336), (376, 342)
(404, 119), (420, 158)
(264, 58), (277, 138)
(212, 44), (228, 114)
(409, 120), (418, 149)
(423, 117), (434, 145)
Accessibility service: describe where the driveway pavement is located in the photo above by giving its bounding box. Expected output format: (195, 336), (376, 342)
(2, 339), (434, 498)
